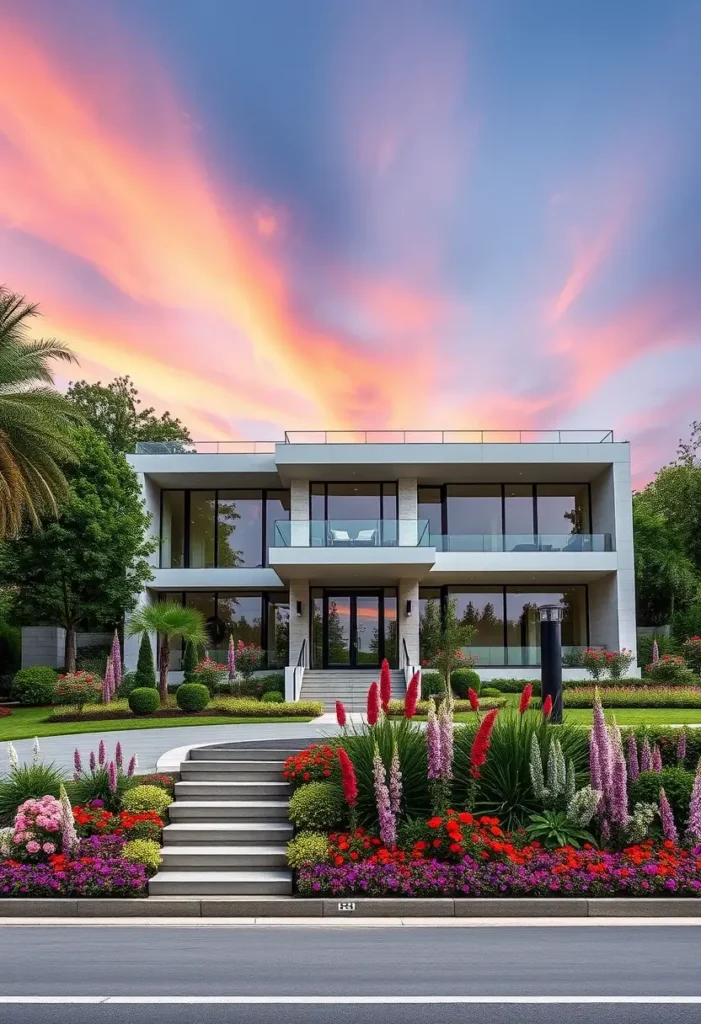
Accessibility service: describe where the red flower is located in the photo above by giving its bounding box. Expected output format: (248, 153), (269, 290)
(404, 671), (420, 719)
(542, 694), (553, 718)
(519, 684), (533, 714)
(335, 701), (347, 728)
(337, 748), (358, 807)
(468, 688), (480, 712)
(366, 681), (380, 725)
(380, 658), (392, 714)
(427, 817), (443, 829)
(470, 708), (499, 778)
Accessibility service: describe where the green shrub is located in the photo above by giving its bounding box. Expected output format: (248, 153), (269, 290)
(450, 668), (480, 698)
(286, 831), (329, 868)
(624, 726), (701, 771)
(210, 697), (323, 718)
(182, 641), (198, 683)
(387, 697), (506, 716)
(565, 687), (701, 709)
(128, 687), (160, 715)
(452, 709), (590, 830)
(121, 784), (172, 816)
(193, 658), (226, 695)
(563, 676), (697, 689)
(631, 768), (694, 829)
(134, 632), (157, 690)
(288, 781), (346, 830)
(176, 683), (210, 712)
(115, 671), (138, 698)
(474, 677), (542, 696)
(55, 671), (102, 713)
(421, 671), (444, 699)
(397, 817), (432, 852)
(481, 687), (504, 697)
(637, 634), (680, 668)
(0, 762), (65, 824)
(122, 838), (162, 874)
(10, 666), (58, 705)
(643, 656), (693, 684)
(261, 691), (284, 703)
(75, 643), (111, 677)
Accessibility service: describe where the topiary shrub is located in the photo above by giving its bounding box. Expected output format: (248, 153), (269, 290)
(122, 838), (162, 875)
(121, 784), (172, 816)
(176, 683), (210, 712)
(288, 781), (345, 830)
(421, 671), (444, 699)
(182, 641), (198, 683)
(261, 691), (284, 703)
(480, 686), (503, 697)
(134, 632), (157, 690)
(450, 668), (480, 698)
(286, 830), (330, 868)
(10, 666), (58, 705)
(128, 687), (160, 715)
(630, 767), (695, 829)
(473, 678), (542, 696)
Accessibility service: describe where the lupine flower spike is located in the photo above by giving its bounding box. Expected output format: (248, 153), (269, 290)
(687, 774), (701, 843)
(114, 742), (123, 769)
(542, 694), (553, 718)
(389, 738), (403, 815)
(519, 684), (533, 714)
(89, 750), (96, 772)
(335, 701), (347, 728)
(659, 787), (678, 843)
(127, 755), (137, 777)
(7, 743), (19, 769)
(108, 761), (118, 794)
(652, 745), (663, 773)
(372, 743), (396, 847)
(468, 688), (480, 714)
(32, 737), (40, 766)
(404, 671), (420, 719)
(111, 630), (122, 693)
(626, 732), (639, 781)
(73, 748), (83, 781)
(366, 682), (380, 726)
(640, 737), (651, 772)
(379, 658), (392, 715)
(98, 740), (106, 767)
(59, 784), (79, 857)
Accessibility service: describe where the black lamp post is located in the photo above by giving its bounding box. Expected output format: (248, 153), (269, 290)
(539, 603), (564, 724)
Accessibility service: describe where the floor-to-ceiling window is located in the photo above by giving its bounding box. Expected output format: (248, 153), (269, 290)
(418, 584), (588, 667)
(310, 482), (398, 545)
(160, 490), (290, 568)
(417, 488), (442, 547)
(445, 485), (502, 551)
(309, 588), (398, 668)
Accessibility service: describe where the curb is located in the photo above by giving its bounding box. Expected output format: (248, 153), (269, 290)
(0, 897), (700, 918)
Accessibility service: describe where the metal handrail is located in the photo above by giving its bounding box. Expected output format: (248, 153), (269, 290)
(283, 429), (615, 444)
(296, 638), (307, 669)
(402, 638), (411, 669)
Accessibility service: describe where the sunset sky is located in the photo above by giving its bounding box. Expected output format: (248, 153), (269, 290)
(1, 0), (700, 485)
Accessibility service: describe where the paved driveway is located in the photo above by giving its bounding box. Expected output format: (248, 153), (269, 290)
(2, 722), (341, 776)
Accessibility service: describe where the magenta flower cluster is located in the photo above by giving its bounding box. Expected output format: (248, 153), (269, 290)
(0, 854), (147, 898)
(10, 797), (62, 861)
(372, 746), (396, 848)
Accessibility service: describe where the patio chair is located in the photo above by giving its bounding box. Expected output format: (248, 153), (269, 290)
(354, 528), (377, 546)
(329, 528), (352, 546)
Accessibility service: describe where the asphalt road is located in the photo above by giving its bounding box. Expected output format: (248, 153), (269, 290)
(1, 923), (699, 1024)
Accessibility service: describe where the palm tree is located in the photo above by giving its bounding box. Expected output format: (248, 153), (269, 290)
(0, 287), (82, 538)
(127, 602), (208, 705)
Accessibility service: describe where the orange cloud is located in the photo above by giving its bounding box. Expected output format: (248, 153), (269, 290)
(0, 14), (433, 431)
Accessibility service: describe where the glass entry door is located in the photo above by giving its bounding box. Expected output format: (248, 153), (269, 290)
(324, 591), (381, 668)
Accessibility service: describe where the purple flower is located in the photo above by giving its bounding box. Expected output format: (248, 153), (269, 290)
(108, 761), (117, 794)
(98, 741), (106, 767)
(89, 750), (96, 772)
(111, 631), (122, 692)
(626, 733), (639, 781)
(640, 738), (651, 773)
(438, 701), (454, 782)
(115, 742), (123, 769)
(659, 787), (678, 843)
(687, 774), (701, 843)
(652, 746), (663, 773)
(102, 660), (114, 705)
(426, 702), (442, 781)
(127, 755), (137, 778)
(73, 748), (83, 779)
(609, 724), (628, 826)
(372, 743), (396, 848)
(389, 742), (403, 816)
(677, 730), (687, 765)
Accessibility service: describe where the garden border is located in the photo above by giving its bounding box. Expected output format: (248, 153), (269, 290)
(0, 896), (700, 918)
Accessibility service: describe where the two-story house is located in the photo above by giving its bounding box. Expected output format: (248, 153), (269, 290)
(126, 429), (637, 707)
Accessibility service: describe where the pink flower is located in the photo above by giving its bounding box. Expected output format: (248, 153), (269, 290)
(25, 841), (40, 854)
(42, 843), (56, 855)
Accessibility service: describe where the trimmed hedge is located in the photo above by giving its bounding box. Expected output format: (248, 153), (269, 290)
(128, 688), (160, 715)
(288, 781), (345, 830)
(388, 697), (507, 716)
(48, 696), (323, 720)
(450, 668), (480, 698)
(210, 697), (323, 717)
(565, 687), (701, 708)
(10, 666), (58, 705)
(421, 671), (444, 699)
(121, 784), (172, 816)
(261, 691), (284, 703)
(176, 683), (210, 712)
(474, 678), (542, 695)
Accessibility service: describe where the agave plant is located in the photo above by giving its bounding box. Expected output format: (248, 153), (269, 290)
(452, 709), (589, 829)
(525, 810), (597, 849)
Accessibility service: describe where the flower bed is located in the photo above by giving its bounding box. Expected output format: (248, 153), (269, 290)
(387, 697), (507, 716)
(565, 687), (701, 708)
(48, 696), (323, 721)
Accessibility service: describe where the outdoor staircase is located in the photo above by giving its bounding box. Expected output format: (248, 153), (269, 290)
(300, 669), (406, 712)
(149, 740), (312, 897)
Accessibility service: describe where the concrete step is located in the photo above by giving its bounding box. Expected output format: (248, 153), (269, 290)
(160, 845), (288, 869)
(168, 800), (289, 822)
(188, 747), (308, 762)
(149, 870), (292, 896)
(180, 763), (285, 783)
(163, 822), (293, 845)
(174, 781), (290, 801)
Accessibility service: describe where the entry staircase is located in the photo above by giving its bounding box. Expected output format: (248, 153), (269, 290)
(300, 669), (406, 712)
(149, 739), (313, 897)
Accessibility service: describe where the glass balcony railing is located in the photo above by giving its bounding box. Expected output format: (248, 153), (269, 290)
(447, 645), (601, 667)
(429, 533), (613, 552)
(272, 519), (432, 548)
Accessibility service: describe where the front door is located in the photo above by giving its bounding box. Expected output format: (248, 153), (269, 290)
(325, 591), (381, 668)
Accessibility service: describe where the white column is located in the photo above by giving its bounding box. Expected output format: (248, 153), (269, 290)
(399, 579), (420, 665)
(611, 459), (638, 668)
(398, 477), (418, 546)
(288, 579), (310, 666)
(290, 479), (310, 546)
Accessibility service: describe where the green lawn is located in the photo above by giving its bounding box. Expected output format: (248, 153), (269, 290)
(0, 707), (314, 741)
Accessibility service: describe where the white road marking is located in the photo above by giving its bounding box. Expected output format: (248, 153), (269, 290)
(0, 916), (700, 928)
(1, 995), (701, 1004)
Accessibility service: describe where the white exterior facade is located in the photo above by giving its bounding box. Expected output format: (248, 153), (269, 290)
(126, 433), (637, 689)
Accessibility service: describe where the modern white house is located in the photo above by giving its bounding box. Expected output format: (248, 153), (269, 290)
(125, 429), (637, 706)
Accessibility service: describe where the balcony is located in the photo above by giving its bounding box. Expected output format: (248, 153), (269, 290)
(430, 533), (613, 553)
(268, 519), (435, 582)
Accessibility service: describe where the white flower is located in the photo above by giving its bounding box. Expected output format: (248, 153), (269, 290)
(7, 743), (19, 769)
(32, 737), (41, 765)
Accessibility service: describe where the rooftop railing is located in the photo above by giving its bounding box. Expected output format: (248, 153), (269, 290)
(134, 441), (277, 454)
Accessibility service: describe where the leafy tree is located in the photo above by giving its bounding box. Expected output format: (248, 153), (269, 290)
(419, 597), (442, 663)
(134, 631), (157, 689)
(0, 287), (82, 538)
(66, 375), (191, 455)
(427, 596), (478, 691)
(0, 427), (155, 671)
(126, 601), (207, 705)
(633, 495), (699, 625)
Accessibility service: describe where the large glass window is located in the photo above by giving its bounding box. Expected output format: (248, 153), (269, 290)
(446, 485), (502, 551)
(419, 587), (442, 662)
(189, 491), (216, 568)
(265, 491), (290, 565)
(218, 593), (264, 652)
(161, 491), (185, 568)
(505, 586), (587, 666)
(218, 490), (263, 568)
(383, 589), (398, 667)
(418, 488), (442, 547)
(504, 485), (535, 548)
(449, 587), (505, 666)
(536, 484), (590, 536)
(266, 595), (290, 668)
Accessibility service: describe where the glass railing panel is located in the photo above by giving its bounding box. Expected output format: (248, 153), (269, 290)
(433, 533), (613, 553)
(271, 520), (431, 548)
